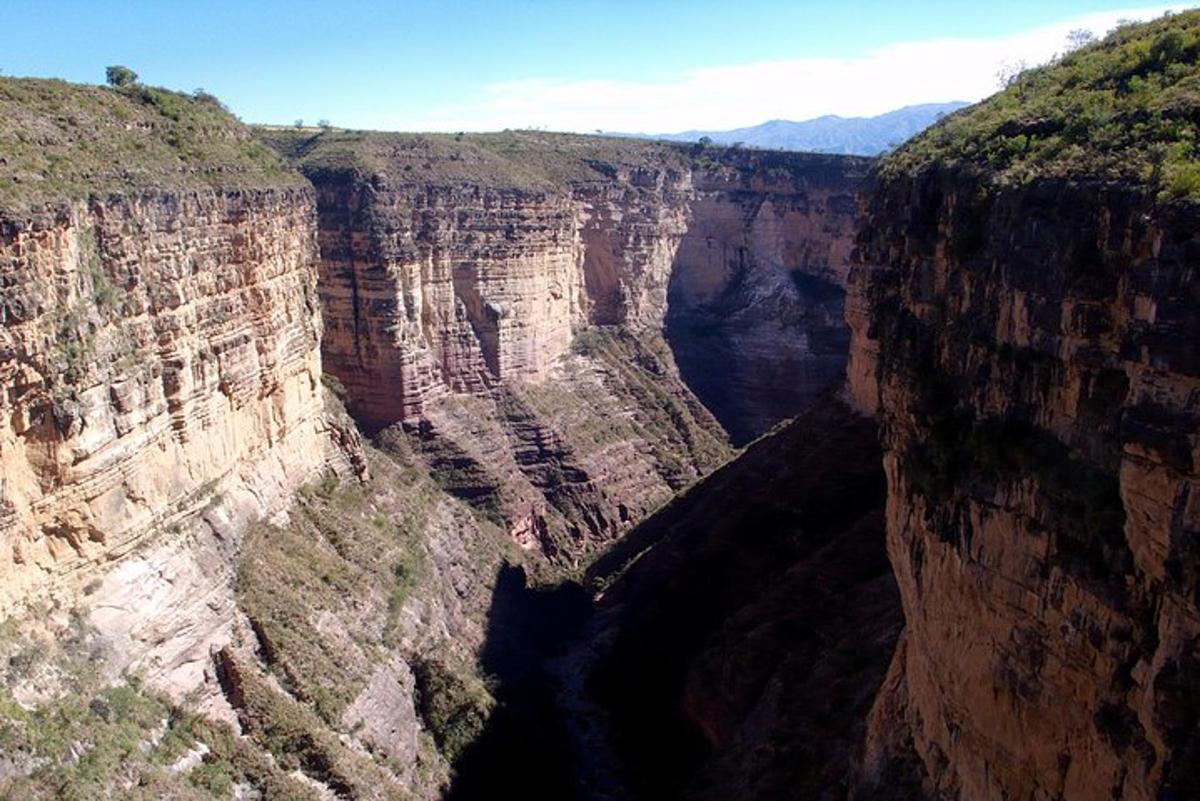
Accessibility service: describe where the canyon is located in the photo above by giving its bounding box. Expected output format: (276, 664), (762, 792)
(1, 10), (1199, 801)
(258, 127), (867, 560)
(0, 77), (872, 800)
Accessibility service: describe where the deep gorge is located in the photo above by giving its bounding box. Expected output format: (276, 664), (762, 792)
(2, 11), (1200, 800)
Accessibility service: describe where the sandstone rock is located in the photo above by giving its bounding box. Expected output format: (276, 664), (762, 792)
(0, 188), (362, 693)
(852, 170), (1200, 800)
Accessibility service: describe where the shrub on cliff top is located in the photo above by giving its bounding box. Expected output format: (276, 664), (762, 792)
(104, 65), (138, 88)
(882, 10), (1200, 200)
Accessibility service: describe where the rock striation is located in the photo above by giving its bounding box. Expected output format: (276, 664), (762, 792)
(667, 155), (865, 442)
(851, 14), (1200, 799)
(266, 132), (868, 442)
(262, 131), (869, 559)
(0, 79), (361, 691)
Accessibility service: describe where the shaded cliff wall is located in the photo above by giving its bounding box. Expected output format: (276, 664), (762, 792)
(667, 154), (866, 443)
(578, 398), (898, 801)
(851, 168), (1200, 800)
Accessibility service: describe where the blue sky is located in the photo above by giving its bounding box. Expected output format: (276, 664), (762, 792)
(1, 1), (1187, 132)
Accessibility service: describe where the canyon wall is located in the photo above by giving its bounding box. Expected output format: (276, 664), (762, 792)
(848, 15), (1200, 800)
(852, 158), (1200, 801)
(274, 132), (868, 442)
(667, 154), (866, 442)
(263, 131), (868, 559)
(0, 81), (362, 696)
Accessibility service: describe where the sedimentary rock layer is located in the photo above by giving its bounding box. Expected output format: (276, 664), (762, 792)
(667, 156), (864, 442)
(267, 131), (869, 444)
(259, 131), (869, 554)
(0, 81), (365, 702)
(0, 188), (349, 602)
(852, 170), (1200, 800)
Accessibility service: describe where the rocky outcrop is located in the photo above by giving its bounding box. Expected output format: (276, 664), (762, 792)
(852, 170), (1200, 800)
(288, 141), (702, 431)
(409, 328), (730, 556)
(309, 176), (586, 427)
(0, 188), (350, 601)
(667, 154), (867, 442)
(0, 81), (363, 697)
(262, 131), (868, 560)
(285, 134), (868, 443)
(847, 14), (1200, 800)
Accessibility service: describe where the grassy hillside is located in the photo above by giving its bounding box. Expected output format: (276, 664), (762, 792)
(0, 77), (303, 207)
(883, 10), (1200, 199)
(256, 127), (697, 190)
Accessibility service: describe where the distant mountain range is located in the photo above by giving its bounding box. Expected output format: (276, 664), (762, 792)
(618, 102), (971, 156)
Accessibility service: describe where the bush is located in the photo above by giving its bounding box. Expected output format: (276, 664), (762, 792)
(882, 10), (1200, 199)
(105, 65), (138, 88)
(412, 658), (493, 762)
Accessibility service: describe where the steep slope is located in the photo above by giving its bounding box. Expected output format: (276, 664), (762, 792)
(261, 129), (869, 560)
(407, 398), (896, 801)
(0, 76), (467, 800)
(850, 13), (1200, 800)
(0, 81), (873, 801)
(0, 78), (362, 697)
(581, 399), (897, 801)
(666, 153), (865, 442)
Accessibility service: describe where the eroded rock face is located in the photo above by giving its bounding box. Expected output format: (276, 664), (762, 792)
(667, 155), (867, 443)
(285, 141), (869, 553)
(312, 177), (587, 428)
(852, 170), (1200, 800)
(0, 189), (358, 680)
(308, 160), (700, 430)
(294, 138), (869, 500)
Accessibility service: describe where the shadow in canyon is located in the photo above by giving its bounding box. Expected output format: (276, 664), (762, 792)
(444, 564), (593, 801)
(446, 397), (904, 801)
(664, 261), (851, 446)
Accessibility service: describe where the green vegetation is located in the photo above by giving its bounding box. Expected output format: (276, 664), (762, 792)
(411, 659), (493, 762)
(883, 10), (1200, 199)
(258, 124), (868, 194)
(0, 619), (317, 800)
(104, 65), (138, 88)
(257, 126), (696, 190)
(404, 424), (508, 528)
(233, 443), (519, 781)
(236, 464), (435, 725)
(0, 76), (302, 206)
(218, 652), (412, 800)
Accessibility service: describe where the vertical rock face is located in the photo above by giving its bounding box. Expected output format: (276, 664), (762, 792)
(574, 164), (696, 330)
(0, 188), (345, 607)
(0, 188), (364, 696)
(303, 152), (700, 430)
(272, 132), (868, 442)
(850, 15), (1200, 800)
(0, 81), (362, 696)
(312, 174), (586, 428)
(265, 131), (870, 554)
(853, 172), (1200, 799)
(667, 155), (868, 443)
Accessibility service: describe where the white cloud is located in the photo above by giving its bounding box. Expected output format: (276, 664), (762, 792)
(395, 5), (1184, 133)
